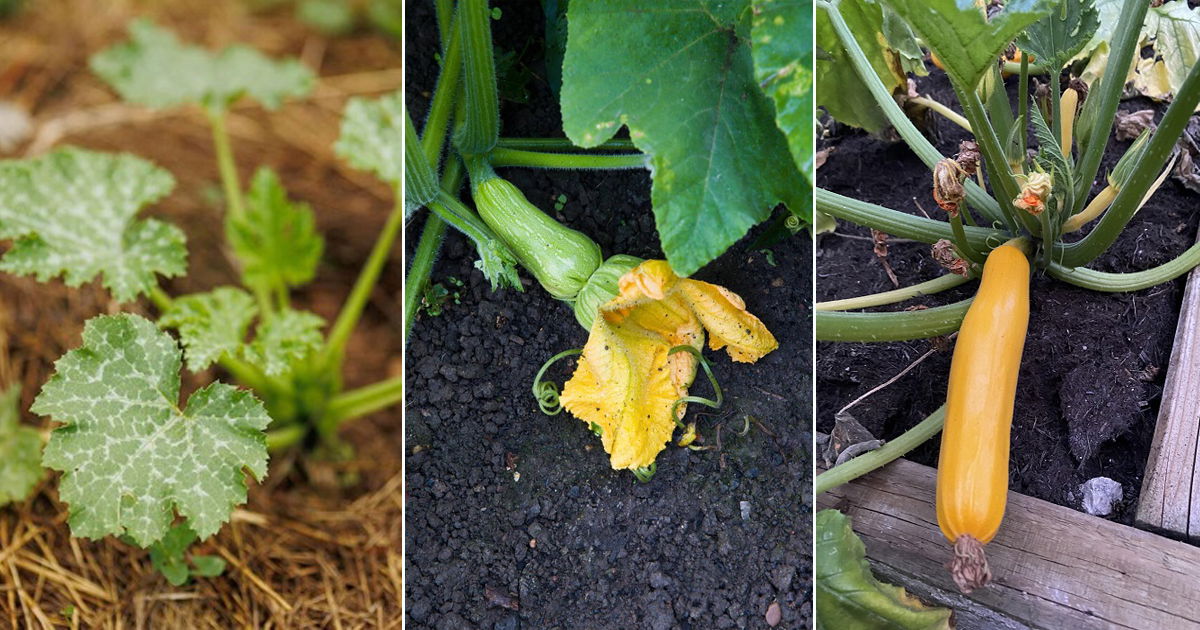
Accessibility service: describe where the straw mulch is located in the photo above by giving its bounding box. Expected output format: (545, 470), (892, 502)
(0, 1), (403, 627)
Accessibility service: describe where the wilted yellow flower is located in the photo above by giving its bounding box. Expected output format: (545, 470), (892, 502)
(559, 260), (778, 470)
(1013, 171), (1053, 216)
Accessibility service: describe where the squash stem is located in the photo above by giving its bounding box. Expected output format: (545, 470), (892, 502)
(816, 188), (1001, 249)
(324, 375), (405, 426)
(816, 299), (972, 342)
(815, 274), (973, 312)
(815, 405), (947, 495)
(1048, 239), (1200, 291)
(488, 147), (647, 170)
(908, 96), (971, 133)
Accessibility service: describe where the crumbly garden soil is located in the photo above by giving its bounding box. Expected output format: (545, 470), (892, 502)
(405, 2), (813, 628)
(817, 69), (1199, 525)
(0, 1), (402, 626)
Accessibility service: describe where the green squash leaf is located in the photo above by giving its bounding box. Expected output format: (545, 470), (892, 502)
(336, 90), (402, 188)
(1138, 1), (1200, 105)
(815, 0), (905, 133)
(0, 147), (186, 302)
(227, 168), (325, 294)
(0, 385), (42, 506)
(159, 287), (258, 373)
(882, 0), (1056, 90)
(35, 314), (270, 546)
(146, 521), (226, 584)
(816, 510), (954, 630)
(244, 309), (325, 376)
(91, 18), (314, 113)
(561, 0), (804, 276)
(1018, 0), (1099, 72)
(751, 0), (815, 184)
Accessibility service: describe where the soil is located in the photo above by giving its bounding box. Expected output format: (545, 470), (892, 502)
(816, 69), (1199, 524)
(405, 2), (813, 629)
(0, 2), (403, 626)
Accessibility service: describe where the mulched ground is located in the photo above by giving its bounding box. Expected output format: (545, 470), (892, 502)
(0, 1), (403, 626)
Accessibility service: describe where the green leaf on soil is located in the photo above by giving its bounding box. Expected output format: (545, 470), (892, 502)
(816, 509), (953, 630)
(227, 168), (325, 294)
(815, 0), (907, 133)
(751, 0), (815, 184)
(35, 314), (270, 546)
(0, 385), (42, 507)
(336, 90), (402, 188)
(90, 18), (314, 113)
(1017, 0), (1099, 72)
(561, 0), (805, 276)
(159, 287), (258, 373)
(244, 309), (326, 376)
(0, 147), (186, 303)
(882, 0), (1056, 90)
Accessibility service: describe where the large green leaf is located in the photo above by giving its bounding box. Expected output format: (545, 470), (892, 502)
(816, 509), (954, 630)
(561, 0), (804, 276)
(1139, 1), (1200, 104)
(882, 0), (1056, 89)
(0, 385), (42, 506)
(91, 19), (314, 113)
(159, 287), (258, 373)
(815, 0), (904, 133)
(1017, 0), (1099, 71)
(0, 148), (186, 302)
(335, 91), (402, 188)
(35, 314), (270, 546)
(751, 0), (814, 184)
(227, 168), (324, 295)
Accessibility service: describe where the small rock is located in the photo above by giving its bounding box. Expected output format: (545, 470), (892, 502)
(766, 601), (782, 627)
(1080, 477), (1123, 516)
(0, 102), (32, 153)
(740, 500), (752, 520)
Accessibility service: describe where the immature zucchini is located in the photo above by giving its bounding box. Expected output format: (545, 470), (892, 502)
(471, 169), (601, 300)
(572, 254), (643, 329)
(936, 243), (1030, 593)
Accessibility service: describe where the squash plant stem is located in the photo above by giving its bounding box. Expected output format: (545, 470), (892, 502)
(815, 273), (972, 312)
(488, 147), (647, 170)
(323, 375), (405, 426)
(815, 405), (947, 495)
(496, 137), (636, 151)
(815, 299), (973, 342)
(324, 195), (404, 370)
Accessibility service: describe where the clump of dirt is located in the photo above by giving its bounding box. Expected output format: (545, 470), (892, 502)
(0, 1), (403, 626)
(817, 69), (1196, 522)
(405, 1), (813, 628)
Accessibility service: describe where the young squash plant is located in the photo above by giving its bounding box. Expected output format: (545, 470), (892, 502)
(814, 0), (1200, 601)
(0, 19), (403, 584)
(406, 0), (811, 480)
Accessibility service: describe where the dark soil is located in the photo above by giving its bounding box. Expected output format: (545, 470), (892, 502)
(817, 69), (1198, 524)
(405, 2), (813, 629)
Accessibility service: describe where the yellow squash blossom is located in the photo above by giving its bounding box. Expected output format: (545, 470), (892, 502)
(559, 260), (778, 470)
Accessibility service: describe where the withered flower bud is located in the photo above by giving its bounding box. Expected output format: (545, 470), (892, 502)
(933, 158), (967, 216)
(956, 140), (981, 176)
(932, 239), (971, 277)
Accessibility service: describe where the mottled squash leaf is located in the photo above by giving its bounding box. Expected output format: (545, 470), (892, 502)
(91, 18), (314, 113)
(0, 148), (186, 302)
(35, 314), (270, 546)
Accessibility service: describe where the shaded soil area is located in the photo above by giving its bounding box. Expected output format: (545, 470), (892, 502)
(817, 69), (1198, 523)
(0, 2), (402, 626)
(405, 2), (813, 628)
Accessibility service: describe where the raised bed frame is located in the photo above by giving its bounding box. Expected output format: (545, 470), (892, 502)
(818, 256), (1200, 629)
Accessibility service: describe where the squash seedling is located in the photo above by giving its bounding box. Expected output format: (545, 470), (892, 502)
(0, 19), (405, 582)
(815, 0), (1200, 596)
(406, 0), (810, 478)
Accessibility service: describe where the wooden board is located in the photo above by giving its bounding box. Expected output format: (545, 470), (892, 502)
(1137, 231), (1200, 539)
(819, 458), (1200, 630)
